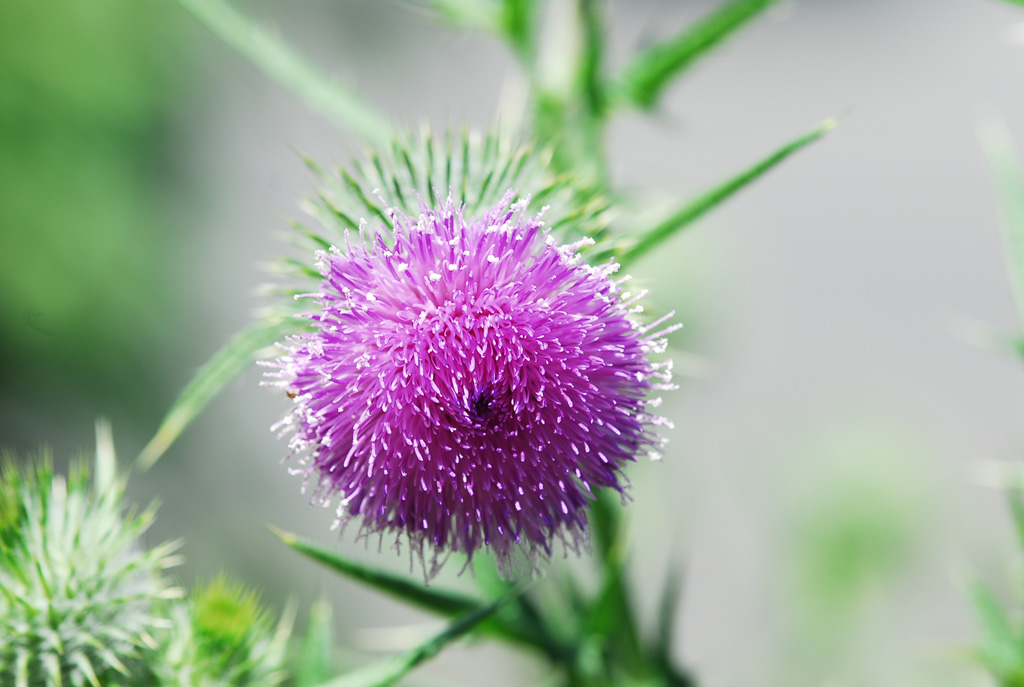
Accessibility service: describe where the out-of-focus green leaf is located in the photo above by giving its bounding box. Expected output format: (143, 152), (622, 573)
(654, 564), (682, 664)
(577, 0), (605, 118)
(500, 0), (534, 59)
(617, 118), (835, 267)
(584, 493), (645, 676)
(316, 592), (519, 687)
(173, 0), (389, 144)
(426, 0), (502, 34)
(1008, 485), (1024, 556)
(980, 121), (1024, 329)
(422, 0), (533, 60)
(616, 0), (777, 109)
(970, 579), (1021, 678)
(295, 598), (336, 687)
(137, 318), (304, 470)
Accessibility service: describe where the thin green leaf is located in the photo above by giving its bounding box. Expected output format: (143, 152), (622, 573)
(270, 526), (555, 654)
(269, 526), (482, 616)
(1008, 484), (1024, 556)
(295, 598), (336, 687)
(174, 0), (389, 144)
(970, 579), (1021, 677)
(618, 118), (835, 266)
(653, 563), (695, 686)
(316, 592), (520, 687)
(980, 120), (1024, 328)
(137, 318), (303, 470)
(655, 563), (683, 665)
(971, 578), (1015, 648)
(1003, 0), (1024, 6)
(616, 0), (777, 109)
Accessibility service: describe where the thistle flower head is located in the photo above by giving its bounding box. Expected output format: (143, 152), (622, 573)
(0, 426), (180, 687)
(269, 190), (677, 576)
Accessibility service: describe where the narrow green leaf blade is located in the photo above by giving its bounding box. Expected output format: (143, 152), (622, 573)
(655, 563), (683, 663)
(617, 0), (776, 109)
(317, 592), (519, 687)
(137, 318), (302, 470)
(654, 563), (695, 687)
(270, 526), (553, 653)
(618, 118), (835, 266)
(970, 579), (1021, 676)
(174, 0), (389, 144)
(980, 121), (1024, 328)
(269, 526), (481, 617)
(295, 598), (336, 687)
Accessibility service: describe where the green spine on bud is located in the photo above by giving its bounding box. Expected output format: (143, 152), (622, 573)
(153, 575), (289, 687)
(0, 440), (180, 687)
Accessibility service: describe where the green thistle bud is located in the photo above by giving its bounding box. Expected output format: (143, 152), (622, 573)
(0, 423), (181, 687)
(267, 127), (615, 306)
(153, 576), (290, 687)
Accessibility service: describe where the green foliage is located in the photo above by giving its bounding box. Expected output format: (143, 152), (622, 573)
(981, 121), (1024, 333)
(137, 318), (306, 470)
(270, 526), (553, 655)
(320, 592), (519, 687)
(971, 487), (1024, 687)
(294, 599), (335, 687)
(152, 577), (290, 687)
(174, 0), (388, 145)
(0, 428), (181, 687)
(615, 0), (777, 110)
(269, 526), (483, 618)
(0, 0), (184, 427)
(292, 128), (613, 268)
(614, 118), (835, 267)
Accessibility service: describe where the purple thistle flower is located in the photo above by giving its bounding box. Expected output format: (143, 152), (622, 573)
(268, 191), (677, 576)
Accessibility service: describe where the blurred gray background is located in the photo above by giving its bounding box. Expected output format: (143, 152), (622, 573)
(4, 0), (1024, 685)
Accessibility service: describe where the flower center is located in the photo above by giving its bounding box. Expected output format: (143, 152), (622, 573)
(468, 388), (494, 422)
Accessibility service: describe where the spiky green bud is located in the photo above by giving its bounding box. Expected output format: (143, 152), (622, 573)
(152, 575), (289, 687)
(268, 127), (615, 306)
(0, 425), (181, 687)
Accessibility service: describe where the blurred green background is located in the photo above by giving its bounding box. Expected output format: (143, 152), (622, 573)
(5, 1), (1024, 686)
